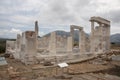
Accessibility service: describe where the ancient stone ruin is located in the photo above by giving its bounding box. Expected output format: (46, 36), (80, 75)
(90, 17), (110, 53)
(6, 16), (111, 65)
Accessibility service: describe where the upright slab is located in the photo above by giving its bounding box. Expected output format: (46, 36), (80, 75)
(67, 37), (73, 52)
(20, 31), (37, 64)
(90, 17), (110, 54)
(15, 34), (21, 59)
(6, 40), (16, 55)
(49, 32), (56, 54)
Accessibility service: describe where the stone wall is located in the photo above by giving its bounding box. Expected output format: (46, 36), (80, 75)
(5, 17), (111, 65)
(6, 40), (16, 54)
(20, 31), (37, 64)
(90, 17), (110, 54)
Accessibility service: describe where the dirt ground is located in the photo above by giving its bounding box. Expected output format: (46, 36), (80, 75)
(0, 51), (120, 80)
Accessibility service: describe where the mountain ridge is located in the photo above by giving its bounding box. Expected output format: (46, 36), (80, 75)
(0, 31), (120, 43)
(43, 30), (120, 43)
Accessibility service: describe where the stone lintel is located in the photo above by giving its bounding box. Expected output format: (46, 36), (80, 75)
(90, 16), (110, 26)
(70, 25), (83, 30)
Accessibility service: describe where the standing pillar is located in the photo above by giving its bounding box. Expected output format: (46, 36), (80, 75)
(67, 37), (73, 52)
(23, 31), (37, 64)
(49, 32), (56, 54)
(35, 21), (39, 36)
(90, 21), (95, 53)
(99, 23), (104, 52)
(16, 34), (21, 59)
(35, 21), (39, 49)
(79, 30), (85, 54)
(70, 26), (74, 48)
(79, 30), (81, 51)
(106, 25), (110, 51)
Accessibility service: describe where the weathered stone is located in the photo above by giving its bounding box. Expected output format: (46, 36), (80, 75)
(70, 25), (86, 54)
(15, 34), (21, 59)
(67, 37), (73, 52)
(7, 67), (20, 78)
(35, 21), (39, 36)
(48, 32), (56, 54)
(5, 16), (111, 65)
(90, 17), (110, 54)
(6, 40), (16, 58)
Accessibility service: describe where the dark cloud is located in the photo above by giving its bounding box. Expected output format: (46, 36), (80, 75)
(108, 9), (120, 23)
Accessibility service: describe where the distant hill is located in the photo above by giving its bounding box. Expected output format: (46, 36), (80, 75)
(110, 33), (120, 46)
(110, 33), (120, 43)
(43, 30), (89, 41)
(43, 30), (120, 43)
(1, 31), (120, 43)
(0, 38), (16, 41)
(43, 30), (81, 41)
(43, 30), (70, 37)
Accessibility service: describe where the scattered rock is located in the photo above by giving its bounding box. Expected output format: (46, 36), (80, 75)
(43, 61), (53, 66)
(54, 74), (72, 79)
(112, 55), (120, 61)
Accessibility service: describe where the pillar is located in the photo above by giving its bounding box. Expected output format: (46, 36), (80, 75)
(35, 21), (39, 36)
(106, 25), (110, 51)
(67, 37), (73, 52)
(79, 30), (85, 54)
(90, 21), (95, 53)
(35, 21), (39, 49)
(22, 31), (37, 64)
(15, 34), (21, 59)
(99, 23), (104, 52)
(70, 26), (74, 48)
(49, 32), (56, 54)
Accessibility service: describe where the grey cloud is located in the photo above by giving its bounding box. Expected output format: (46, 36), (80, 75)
(49, 0), (68, 14)
(46, 0), (73, 23)
(0, 0), (24, 6)
(108, 9), (120, 23)
(99, 9), (120, 28)
(0, 0), (120, 38)
(43, 0), (89, 25)
(73, 0), (90, 9)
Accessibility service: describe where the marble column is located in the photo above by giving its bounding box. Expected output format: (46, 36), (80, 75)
(49, 32), (56, 54)
(79, 30), (85, 54)
(106, 25), (110, 51)
(24, 31), (37, 64)
(99, 23), (104, 52)
(35, 21), (39, 49)
(90, 21), (95, 53)
(67, 37), (73, 52)
(16, 34), (21, 59)
(35, 21), (38, 36)
(70, 26), (74, 48)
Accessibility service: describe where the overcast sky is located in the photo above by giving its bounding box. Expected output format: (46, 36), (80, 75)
(0, 0), (120, 38)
